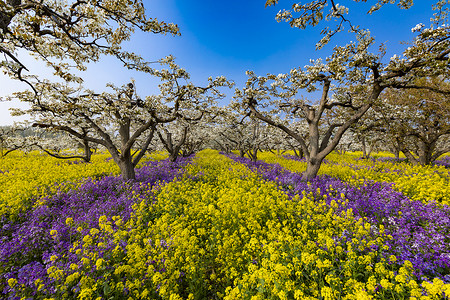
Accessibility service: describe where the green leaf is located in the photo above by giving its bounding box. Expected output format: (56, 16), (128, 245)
(103, 282), (111, 295)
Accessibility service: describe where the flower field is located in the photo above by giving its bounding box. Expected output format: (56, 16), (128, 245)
(1, 150), (450, 299)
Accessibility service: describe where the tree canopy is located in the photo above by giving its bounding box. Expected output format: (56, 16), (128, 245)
(0, 0), (179, 87)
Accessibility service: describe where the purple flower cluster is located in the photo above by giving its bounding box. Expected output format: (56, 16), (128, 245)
(0, 157), (191, 299)
(435, 156), (450, 168)
(223, 152), (450, 282)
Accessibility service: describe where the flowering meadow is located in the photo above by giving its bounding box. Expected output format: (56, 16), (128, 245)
(1, 150), (450, 299)
(262, 152), (450, 207)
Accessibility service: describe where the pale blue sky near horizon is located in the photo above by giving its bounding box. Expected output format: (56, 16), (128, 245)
(0, 0), (435, 125)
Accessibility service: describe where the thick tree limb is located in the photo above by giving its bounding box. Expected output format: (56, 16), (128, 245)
(132, 125), (156, 167)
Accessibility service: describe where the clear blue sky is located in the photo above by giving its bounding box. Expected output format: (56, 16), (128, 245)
(0, 0), (435, 125)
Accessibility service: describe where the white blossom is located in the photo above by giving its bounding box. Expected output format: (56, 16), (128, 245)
(411, 23), (425, 32)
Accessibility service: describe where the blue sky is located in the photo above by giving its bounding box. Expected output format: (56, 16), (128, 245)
(0, 0), (435, 125)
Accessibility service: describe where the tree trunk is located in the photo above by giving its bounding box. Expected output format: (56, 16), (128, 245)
(418, 140), (435, 165)
(361, 136), (368, 158)
(397, 137), (438, 165)
(302, 158), (323, 181)
(168, 153), (178, 162)
(247, 147), (258, 162)
(118, 155), (136, 180)
(82, 140), (92, 162)
(394, 150), (400, 160)
(390, 145), (400, 160)
(158, 126), (188, 163)
(367, 144), (373, 158)
(402, 151), (419, 164)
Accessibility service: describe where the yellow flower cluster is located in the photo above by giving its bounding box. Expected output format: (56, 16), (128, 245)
(259, 151), (450, 206)
(0, 151), (118, 218)
(0, 150), (166, 219)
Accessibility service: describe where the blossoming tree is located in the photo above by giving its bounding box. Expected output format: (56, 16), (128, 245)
(376, 77), (450, 164)
(234, 0), (450, 180)
(12, 58), (233, 180)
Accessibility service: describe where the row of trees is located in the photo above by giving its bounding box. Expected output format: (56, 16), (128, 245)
(1, 0), (449, 180)
(3, 80), (449, 169)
